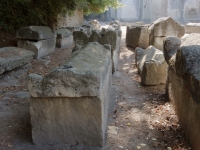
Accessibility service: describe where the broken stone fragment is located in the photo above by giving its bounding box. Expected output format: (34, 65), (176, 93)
(54, 28), (72, 39)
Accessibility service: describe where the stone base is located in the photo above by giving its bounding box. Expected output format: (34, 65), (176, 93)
(17, 38), (56, 58)
(167, 69), (200, 150)
(141, 61), (167, 85)
(185, 23), (200, 34)
(56, 35), (74, 49)
(0, 47), (34, 74)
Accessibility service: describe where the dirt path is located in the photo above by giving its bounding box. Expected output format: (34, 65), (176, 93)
(0, 26), (191, 150)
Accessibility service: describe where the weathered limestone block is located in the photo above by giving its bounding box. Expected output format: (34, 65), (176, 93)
(126, 25), (150, 49)
(73, 31), (89, 46)
(126, 26), (140, 49)
(150, 36), (165, 50)
(28, 42), (112, 148)
(16, 26), (55, 40)
(181, 33), (200, 46)
(141, 60), (167, 85)
(185, 23), (200, 34)
(148, 17), (185, 50)
(102, 29), (119, 73)
(16, 26), (56, 58)
(55, 29), (74, 49)
(17, 38), (56, 59)
(148, 17), (185, 37)
(163, 37), (181, 64)
(166, 45), (200, 149)
(89, 30), (103, 44)
(137, 46), (167, 85)
(0, 47), (34, 74)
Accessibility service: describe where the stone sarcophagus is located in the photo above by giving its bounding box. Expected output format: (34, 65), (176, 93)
(16, 26), (56, 58)
(28, 42), (112, 148)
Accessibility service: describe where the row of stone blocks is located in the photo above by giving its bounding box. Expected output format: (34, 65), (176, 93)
(126, 17), (185, 51)
(163, 37), (200, 150)
(73, 21), (122, 73)
(16, 26), (74, 58)
(28, 42), (112, 149)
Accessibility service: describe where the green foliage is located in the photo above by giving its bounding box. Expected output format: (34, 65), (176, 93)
(0, 0), (122, 31)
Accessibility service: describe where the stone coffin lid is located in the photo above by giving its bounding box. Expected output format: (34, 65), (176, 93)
(16, 26), (55, 40)
(0, 47), (34, 74)
(148, 17), (185, 37)
(28, 42), (112, 98)
(54, 28), (72, 39)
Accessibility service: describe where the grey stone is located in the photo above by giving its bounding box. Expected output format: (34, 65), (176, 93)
(148, 17), (185, 37)
(2, 97), (11, 101)
(89, 20), (101, 30)
(185, 23), (200, 34)
(73, 31), (89, 45)
(126, 25), (150, 49)
(135, 47), (145, 67)
(0, 47), (34, 74)
(141, 60), (167, 85)
(89, 31), (103, 44)
(29, 42), (112, 147)
(175, 45), (200, 77)
(5, 91), (31, 99)
(137, 46), (165, 75)
(163, 37), (181, 64)
(56, 35), (74, 49)
(16, 26), (55, 40)
(17, 38), (56, 58)
(150, 36), (165, 50)
(102, 30), (118, 50)
(54, 28), (72, 39)
(126, 26), (140, 49)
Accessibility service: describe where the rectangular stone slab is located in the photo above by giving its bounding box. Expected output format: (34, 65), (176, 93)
(28, 42), (112, 148)
(17, 38), (56, 58)
(0, 47), (34, 74)
(185, 23), (200, 34)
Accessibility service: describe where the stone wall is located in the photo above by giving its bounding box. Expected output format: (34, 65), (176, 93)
(54, 10), (84, 29)
(109, 0), (200, 23)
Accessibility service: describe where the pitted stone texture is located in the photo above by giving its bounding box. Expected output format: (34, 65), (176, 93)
(54, 28), (72, 39)
(175, 45), (200, 77)
(17, 38), (56, 58)
(0, 47), (34, 74)
(28, 42), (111, 98)
(16, 26), (55, 40)
(148, 17), (185, 37)
(163, 37), (181, 64)
(89, 31), (103, 44)
(29, 42), (112, 148)
(73, 31), (89, 45)
(141, 60), (167, 85)
(185, 23), (200, 34)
